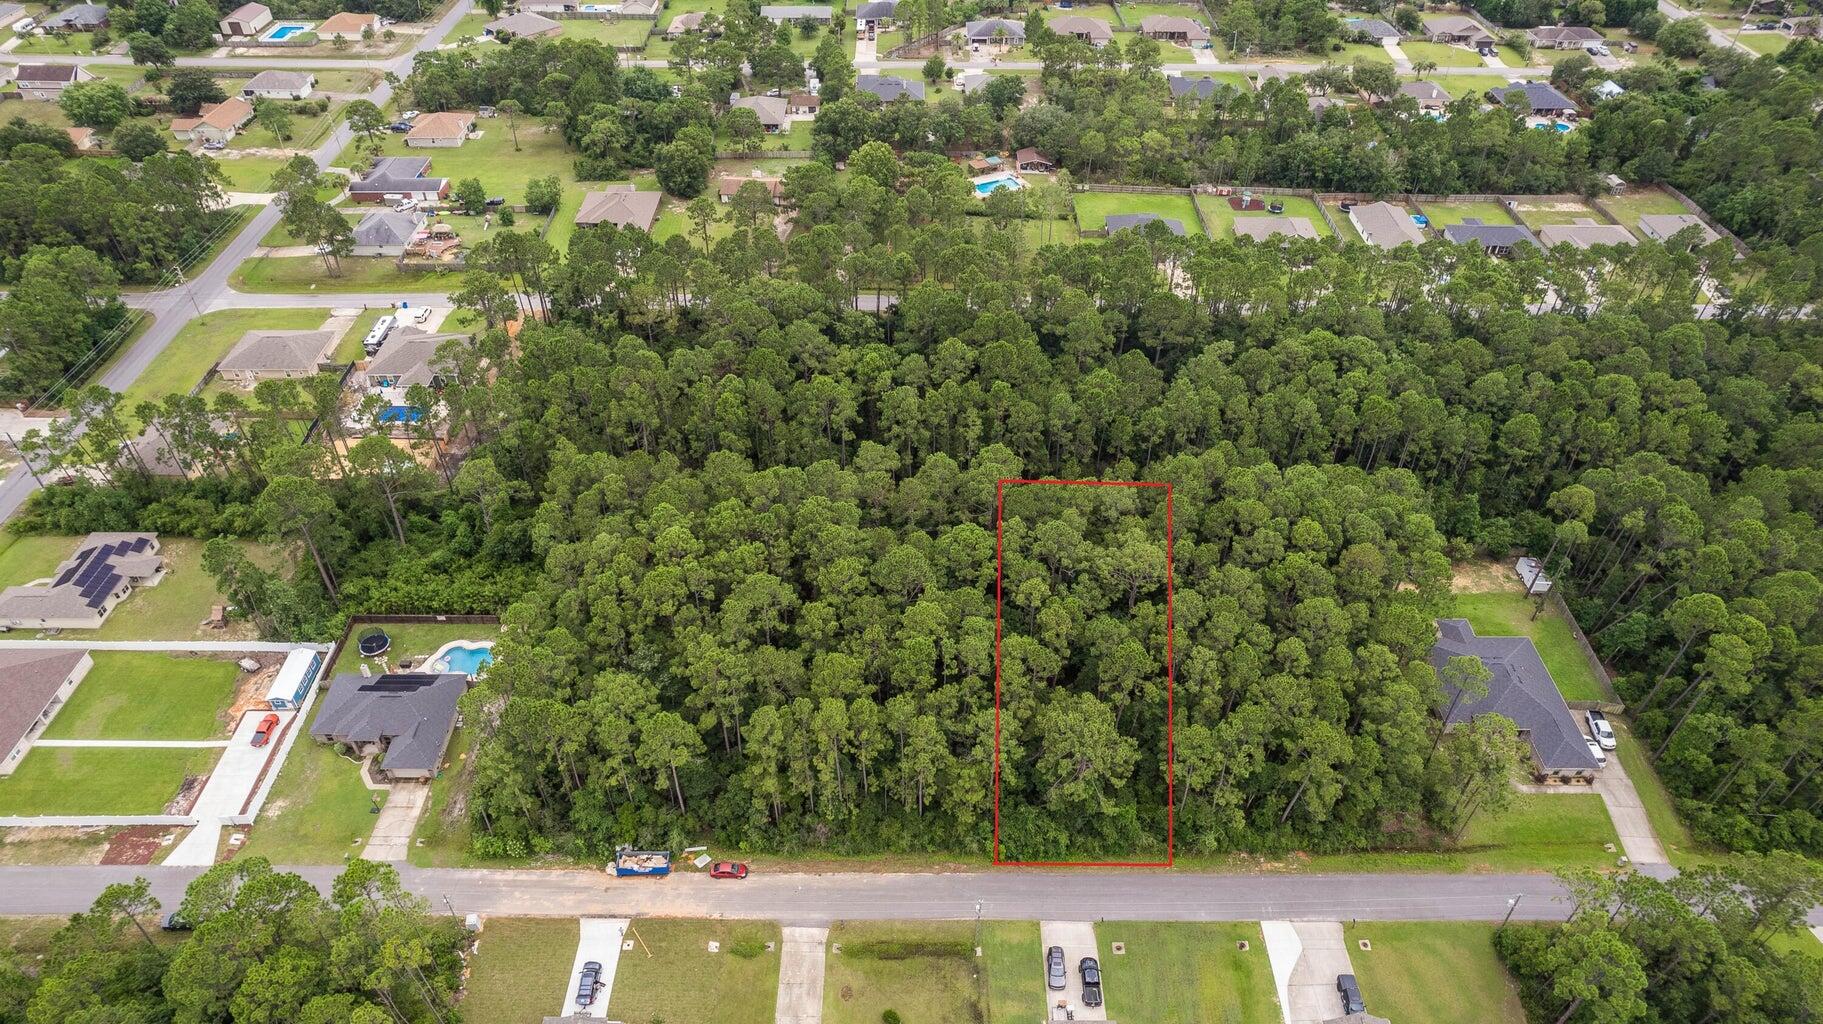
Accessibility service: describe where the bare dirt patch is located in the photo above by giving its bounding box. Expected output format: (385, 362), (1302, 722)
(164, 774), (209, 816)
(225, 654), (282, 724)
(101, 825), (177, 865)
(0, 825), (112, 865)
(1450, 558), (1519, 594)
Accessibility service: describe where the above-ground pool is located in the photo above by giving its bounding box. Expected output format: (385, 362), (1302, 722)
(429, 640), (495, 678)
(263, 22), (312, 40)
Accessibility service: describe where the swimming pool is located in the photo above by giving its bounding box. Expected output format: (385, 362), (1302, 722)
(428, 640), (495, 678)
(974, 174), (1025, 196)
(264, 22), (311, 40)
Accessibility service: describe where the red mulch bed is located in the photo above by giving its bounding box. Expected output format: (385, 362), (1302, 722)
(1229, 196), (1268, 211)
(101, 826), (171, 865)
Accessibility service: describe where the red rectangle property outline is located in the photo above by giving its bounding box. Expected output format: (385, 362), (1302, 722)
(992, 478), (1175, 868)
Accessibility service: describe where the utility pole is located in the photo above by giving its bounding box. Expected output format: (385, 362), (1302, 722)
(3, 432), (44, 487)
(1498, 894), (1523, 933)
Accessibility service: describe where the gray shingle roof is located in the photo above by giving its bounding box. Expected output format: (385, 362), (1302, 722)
(965, 18), (1025, 41)
(1637, 213), (1721, 246)
(353, 157), (447, 195)
(1431, 619), (1600, 772)
(856, 73), (924, 101)
(1346, 17), (1401, 40)
(354, 210), (425, 247)
(732, 94), (787, 126)
(310, 672), (469, 774)
(485, 10), (561, 34)
(1106, 213), (1185, 236)
(1538, 221), (1636, 249)
(1232, 216), (1319, 241)
(855, 0), (898, 18)
(1350, 201), (1427, 249)
(1489, 81), (1578, 113)
(1168, 74), (1224, 100)
(574, 187), (662, 231)
(1443, 218), (1540, 251)
(243, 70), (314, 93)
(0, 648), (87, 761)
(365, 330), (461, 389)
(0, 533), (161, 625)
(43, 3), (108, 29)
(219, 330), (336, 374)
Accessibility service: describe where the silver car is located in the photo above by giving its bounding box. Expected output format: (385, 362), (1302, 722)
(1046, 946), (1066, 990)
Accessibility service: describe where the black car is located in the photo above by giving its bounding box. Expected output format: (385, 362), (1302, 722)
(1337, 973), (1365, 1014)
(1478, 44), (1496, 56)
(1079, 956), (1101, 986)
(485, 196), (506, 207)
(575, 960), (602, 1006)
(1046, 946), (1066, 990)
(389, 121), (412, 132)
(1082, 981), (1103, 1007)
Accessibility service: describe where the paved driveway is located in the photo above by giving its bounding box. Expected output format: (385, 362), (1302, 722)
(1038, 921), (1106, 1021)
(776, 926), (828, 1024)
(361, 782), (428, 862)
(1594, 740), (1668, 865)
(165, 708), (296, 866)
(1262, 921), (1355, 1024)
(560, 918), (627, 1019)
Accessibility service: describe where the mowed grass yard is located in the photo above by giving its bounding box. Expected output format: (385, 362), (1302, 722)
(370, 122), (592, 206)
(1398, 40), (1488, 66)
(230, 255), (465, 293)
(1448, 589), (1609, 702)
(1422, 200), (1515, 226)
(42, 652), (240, 740)
(236, 691), (378, 863)
(120, 308), (332, 416)
(1342, 922), (1526, 1024)
(980, 921), (1046, 1024)
(208, 155), (296, 192)
(1097, 922), (1280, 1024)
(0, 536), (270, 642)
(0, 747), (219, 816)
(460, 918), (579, 1024)
(823, 921), (980, 1024)
(1075, 191), (1205, 236)
(1290, 789), (1622, 873)
(1196, 194), (1333, 238)
(1610, 717), (1715, 867)
(1601, 187), (1695, 238)
(609, 919), (781, 1024)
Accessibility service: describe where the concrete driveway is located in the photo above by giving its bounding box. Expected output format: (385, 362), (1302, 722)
(1038, 921), (1106, 1021)
(166, 708), (297, 866)
(1262, 921), (1354, 1024)
(560, 918), (627, 1018)
(776, 926), (828, 1024)
(1594, 731), (1668, 865)
(361, 782), (428, 862)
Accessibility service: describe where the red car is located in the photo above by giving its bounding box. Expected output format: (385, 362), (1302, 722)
(251, 713), (280, 747)
(709, 861), (749, 879)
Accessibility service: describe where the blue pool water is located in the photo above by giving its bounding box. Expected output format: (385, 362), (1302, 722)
(268, 24), (306, 39)
(437, 645), (494, 676)
(976, 177), (1020, 195)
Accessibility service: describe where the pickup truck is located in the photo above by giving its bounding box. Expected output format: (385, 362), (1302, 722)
(612, 847), (671, 877)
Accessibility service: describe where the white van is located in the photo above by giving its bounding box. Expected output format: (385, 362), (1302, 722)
(14, 17), (36, 32)
(363, 314), (395, 354)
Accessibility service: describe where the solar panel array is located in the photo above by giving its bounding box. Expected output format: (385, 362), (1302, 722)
(359, 673), (441, 694)
(49, 537), (154, 610)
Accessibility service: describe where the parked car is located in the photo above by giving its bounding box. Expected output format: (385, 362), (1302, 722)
(400, 110), (421, 121)
(485, 196), (506, 207)
(251, 713), (280, 747)
(575, 961), (602, 1006)
(1584, 43), (1610, 56)
(709, 861), (749, 879)
(202, 140), (226, 151)
(1337, 974), (1365, 1014)
(478, 104), (497, 117)
(1585, 709), (1617, 750)
(408, 306), (433, 325)
(159, 912), (190, 931)
(1046, 946), (1066, 990)
(1587, 739), (1609, 769)
(1478, 44), (1495, 55)
(389, 121), (412, 132)
(1079, 956), (1101, 1005)
(392, 197), (419, 212)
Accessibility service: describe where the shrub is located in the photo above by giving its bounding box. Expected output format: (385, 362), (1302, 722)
(882, 1012), (902, 1024)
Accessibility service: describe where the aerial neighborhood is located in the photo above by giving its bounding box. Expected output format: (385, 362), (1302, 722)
(0, 0), (1819, 1022)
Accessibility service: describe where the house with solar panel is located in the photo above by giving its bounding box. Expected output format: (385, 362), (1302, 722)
(310, 671), (470, 780)
(0, 534), (165, 630)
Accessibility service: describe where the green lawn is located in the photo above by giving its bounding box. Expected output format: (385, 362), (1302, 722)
(1770, 927), (1823, 959)
(1736, 30), (1790, 55)
(365, 121), (595, 206)
(9, 30), (103, 54)
(1277, 790), (1623, 873)
(1196, 194), (1333, 238)
(980, 921), (1045, 1024)
(1117, 2), (1209, 25)
(229, 100), (346, 150)
(1096, 922), (1280, 1024)
(9, 537), (270, 643)
(1428, 74), (1521, 100)
(1423, 200), (1515, 227)
(1342, 922), (1527, 1024)
(230, 255), (462, 293)
(1399, 39), (1486, 66)
(0, 747), (219, 816)
(460, 918), (579, 1024)
(1333, 41), (1394, 63)
(823, 921), (980, 1024)
(1075, 191), (1205, 236)
(407, 722), (476, 866)
(557, 18), (653, 46)
(0, 533), (78, 590)
(237, 692), (380, 863)
(332, 621), (499, 676)
(41, 652), (240, 740)
(1601, 188), (1695, 238)
(208, 155), (295, 192)
(1448, 589), (1609, 702)
(1324, 201), (1363, 243)
(120, 308), (331, 414)
(609, 919), (781, 1024)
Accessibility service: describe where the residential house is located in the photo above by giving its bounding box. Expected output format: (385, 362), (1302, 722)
(310, 672), (471, 781)
(1308, 95), (1348, 117)
(1527, 24), (1604, 48)
(1139, 14), (1209, 45)
(855, 0), (898, 29)
(218, 1), (272, 38)
(316, 11), (379, 38)
(13, 63), (94, 100)
(732, 94), (788, 131)
(1423, 15), (1495, 46)
(964, 18), (1025, 45)
(1397, 80), (1450, 112)
(1537, 219), (1636, 249)
(1048, 14), (1113, 46)
(1488, 81), (1578, 115)
(618, 0), (660, 16)
(41, 3), (108, 31)
(364, 330), (458, 390)
(216, 329), (338, 387)
(1254, 66), (1299, 90)
(953, 69), (989, 93)
(1430, 618), (1602, 783)
(484, 11), (562, 38)
(574, 186), (663, 232)
(349, 156), (449, 203)
(666, 10), (704, 35)
(405, 111), (474, 148)
(1232, 216), (1320, 241)
(352, 209), (426, 256)
(1167, 74), (1224, 101)
(0, 534), (164, 631)
(1014, 147), (1054, 172)
(787, 91), (820, 114)
(759, 5), (833, 22)
(1592, 79), (1624, 100)
(0, 649), (93, 777)
(856, 73), (924, 102)
(242, 69), (315, 100)
(1637, 213), (1722, 248)
(1349, 200), (1427, 249)
(65, 126), (99, 150)
(1443, 218), (1540, 256)
(170, 98), (255, 145)
(1106, 213), (1185, 236)
(1345, 17), (1402, 41)
(719, 173), (784, 203)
